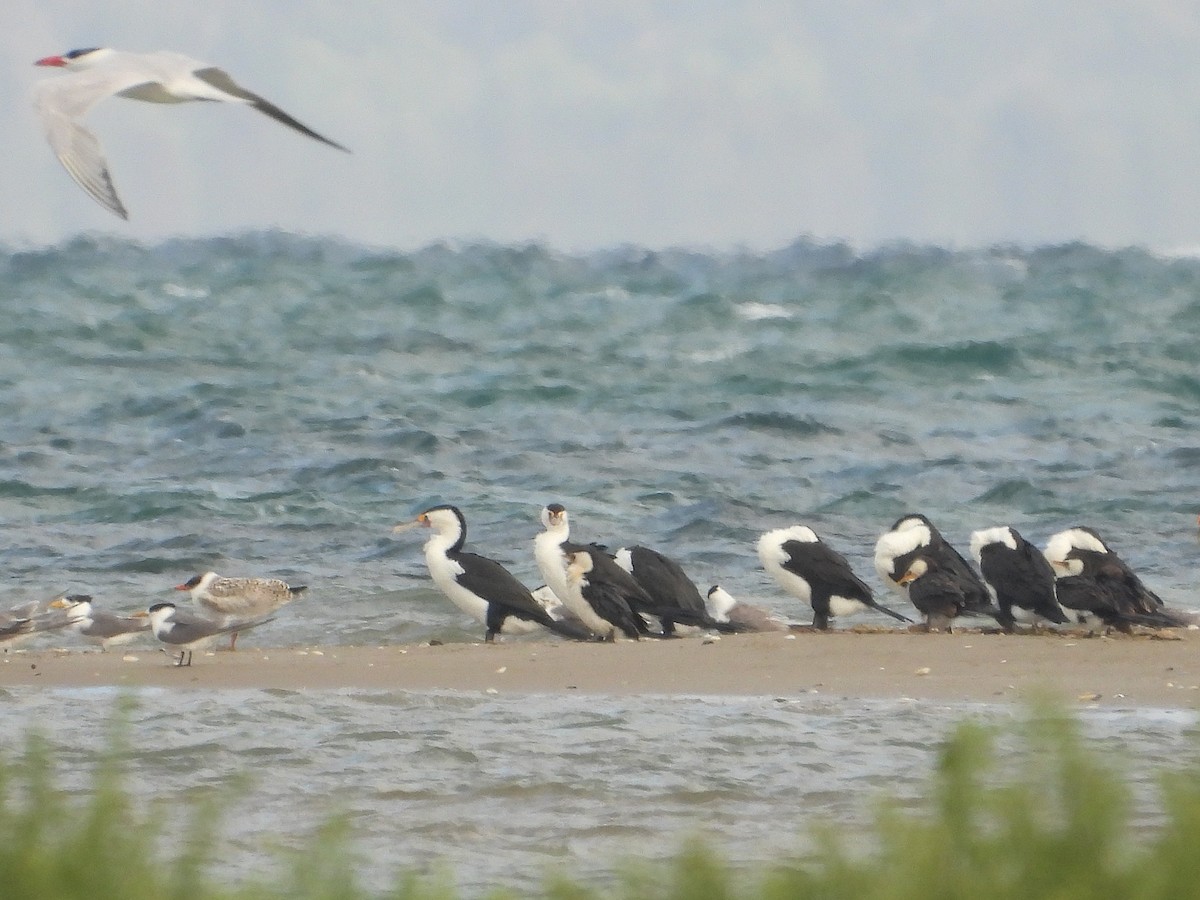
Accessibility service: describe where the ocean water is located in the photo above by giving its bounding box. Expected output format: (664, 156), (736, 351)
(2, 233), (1199, 639)
(2, 688), (1196, 895)
(3, 232), (1200, 891)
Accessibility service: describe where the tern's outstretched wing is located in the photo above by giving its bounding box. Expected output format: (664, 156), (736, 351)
(193, 67), (350, 152)
(32, 72), (147, 218)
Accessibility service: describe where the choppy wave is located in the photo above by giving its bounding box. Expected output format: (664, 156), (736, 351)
(2, 234), (1200, 639)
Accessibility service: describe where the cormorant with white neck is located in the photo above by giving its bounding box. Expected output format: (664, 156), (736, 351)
(969, 526), (1068, 630)
(875, 514), (1001, 621)
(534, 503), (732, 635)
(896, 556), (972, 632)
(759, 524), (912, 630)
(533, 502), (573, 604)
(404, 504), (594, 643)
(1042, 526), (1188, 632)
(613, 544), (714, 635)
(563, 548), (645, 641)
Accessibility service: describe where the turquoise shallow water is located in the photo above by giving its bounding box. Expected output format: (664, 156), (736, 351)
(2, 688), (1195, 896)
(1, 233), (1199, 642)
(3, 233), (1200, 893)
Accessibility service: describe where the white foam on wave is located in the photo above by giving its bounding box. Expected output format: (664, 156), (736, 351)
(735, 301), (792, 321)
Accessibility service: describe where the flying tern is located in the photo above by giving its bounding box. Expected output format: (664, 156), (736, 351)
(33, 46), (349, 219)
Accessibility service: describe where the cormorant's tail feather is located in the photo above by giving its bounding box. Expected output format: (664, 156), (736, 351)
(543, 616), (597, 641)
(873, 603), (914, 624)
(1122, 607), (1194, 629)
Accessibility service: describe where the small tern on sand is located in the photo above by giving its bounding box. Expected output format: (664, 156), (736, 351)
(174, 572), (305, 650)
(147, 601), (273, 667)
(704, 585), (793, 633)
(33, 46), (349, 219)
(0, 598), (73, 648)
(48, 594), (150, 650)
(0, 603), (37, 645)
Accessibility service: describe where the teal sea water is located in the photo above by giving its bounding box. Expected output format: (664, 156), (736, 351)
(1, 233), (1198, 638)
(3, 233), (1200, 894)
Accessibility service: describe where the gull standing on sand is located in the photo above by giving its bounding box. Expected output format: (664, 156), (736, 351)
(175, 572), (306, 650)
(147, 601), (274, 667)
(32, 46), (350, 219)
(48, 595), (150, 650)
(0, 598), (74, 648)
(0, 601), (42, 646)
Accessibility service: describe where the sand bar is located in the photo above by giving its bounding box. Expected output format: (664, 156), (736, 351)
(1, 628), (1199, 708)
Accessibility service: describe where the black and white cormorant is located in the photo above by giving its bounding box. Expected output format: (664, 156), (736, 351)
(613, 544), (714, 635)
(896, 556), (972, 632)
(758, 524), (912, 630)
(562, 547), (646, 641)
(533, 502), (575, 604)
(407, 504), (593, 643)
(969, 526), (1068, 630)
(875, 514), (1001, 622)
(535, 511), (735, 635)
(1042, 526), (1186, 632)
(563, 536), (735, 637)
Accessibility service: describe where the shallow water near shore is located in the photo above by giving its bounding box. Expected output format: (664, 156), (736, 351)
(1, 686), (1194, 895)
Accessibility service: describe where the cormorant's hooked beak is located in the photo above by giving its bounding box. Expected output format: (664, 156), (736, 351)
(392, 515), (427, 534)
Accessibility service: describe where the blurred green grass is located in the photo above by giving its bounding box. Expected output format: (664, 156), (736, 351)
(2, 699), (1197, 899)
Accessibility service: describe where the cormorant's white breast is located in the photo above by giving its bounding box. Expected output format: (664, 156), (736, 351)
(759, 524), (910, 630)
(408, 504), (592, 643)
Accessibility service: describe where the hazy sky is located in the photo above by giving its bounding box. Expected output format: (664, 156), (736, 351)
(7, 1), (1200, 252)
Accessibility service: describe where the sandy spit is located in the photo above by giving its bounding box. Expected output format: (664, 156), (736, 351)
(2, 628), (1199, 708)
